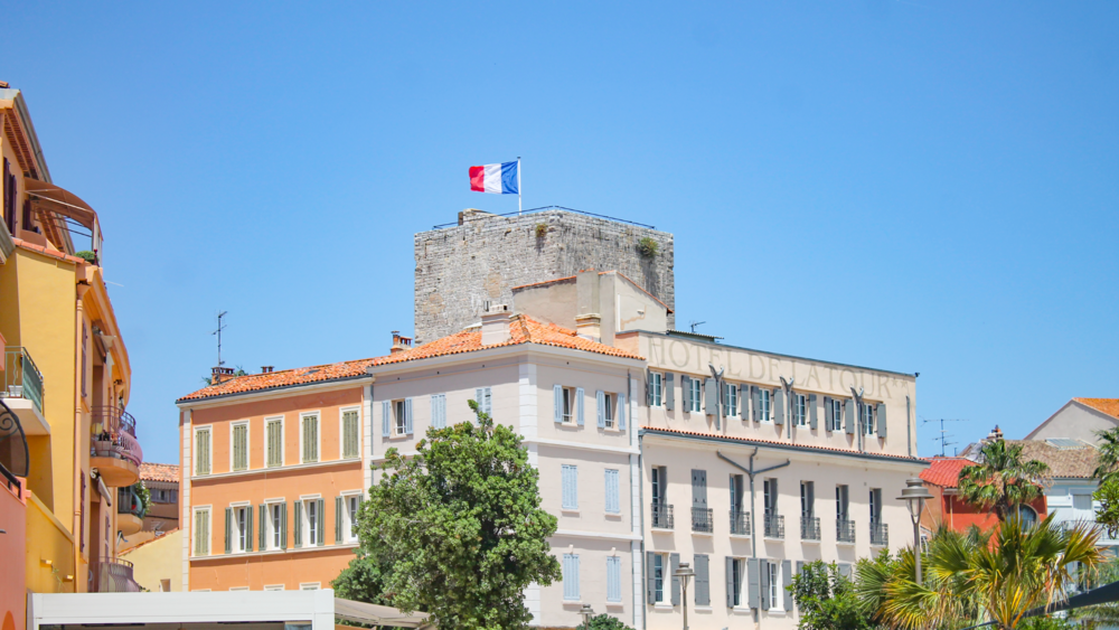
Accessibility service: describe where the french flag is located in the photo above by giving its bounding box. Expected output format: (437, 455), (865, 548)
(469, 161), (519, 194)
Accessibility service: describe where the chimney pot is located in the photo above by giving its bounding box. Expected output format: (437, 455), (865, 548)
(575, 313), (602, 342)
(481, 304), (512, 345)
(262, 366), (274, 374)
(390, 330), (413, 354)
(211, 366), (235, 385)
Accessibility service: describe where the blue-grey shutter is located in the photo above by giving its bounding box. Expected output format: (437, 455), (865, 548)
(692, 469), (707, 508)
(719, 382), (728, 417)
(773, 388), (785, 425)
(294, 502), (303, 548)
(259, 504), (267, 550)
(877, 402), (887, 437)
(335, 496), (343, 543)
(665, 372), (675, 410)
(607, 556), (622, 602)
(646, 370), (654, 405)
(783, 559), (793, 611)
(605, 469), (619, 513)
(596, 390), (606, 428)
(823, 396), (833, 431)
(695, 554), (710, 606)
(572, 555), (581, 601)
(681, 375), (692, 411)
(809, 394), (818, 429)
(404, 398), (414, 435)
(381, 401), (390, 437)
(576, 387), (585, 426)
(316, 498), (325, 546)
(224, 508), (232, 554)
(280, 503), (288, 550)
(726, 557), (735, 608)
(759, 559), (769, 610)
(845, 400), (855, 434)
(704, 378), (718, 415)
(554, 384), (563, 423)
(562, 465), (577, 509)
(747, 558), (760, 609)
(647, 552), (657, 603)
(838, 562), (852, 578)
(431, 395), (441, 429)
(670, 552), (681, 606)
(618, 393), (627, 431)
(752, 386), (761, 422)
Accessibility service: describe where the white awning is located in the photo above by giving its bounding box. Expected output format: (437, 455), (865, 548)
(333, 598), (433, 629)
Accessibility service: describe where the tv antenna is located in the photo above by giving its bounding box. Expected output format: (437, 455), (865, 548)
(212, 311), (228, 367)
(922, 417), (968, 457)
(689, 320), (706, 334)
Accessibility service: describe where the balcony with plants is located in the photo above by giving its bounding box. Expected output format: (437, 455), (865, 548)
(117, 482), (149, 536)
(2, 346), (48, 436)
(90, 406), (142, 487)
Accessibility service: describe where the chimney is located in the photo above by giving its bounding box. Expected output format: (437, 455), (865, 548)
(261, 366), (274, 374)
(390, 331), (413, 354)
(575, 313), (602, 342)
(211, 366), (235, 385)
(481, 304), (512, 345)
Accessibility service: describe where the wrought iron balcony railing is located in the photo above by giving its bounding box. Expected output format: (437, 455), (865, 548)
(871, 521), (889, 546)
(3, 347), (44, 417)
(764, 513), (785, 539)
(91, 406), (142, 466)
(651, 502), (674, 530)
(730, 509), (751, 535)
(117, 486), (146, 519)
(837, 518), (857, 543)
(801, 515), (821, 541)
(692, 507), (714, 533)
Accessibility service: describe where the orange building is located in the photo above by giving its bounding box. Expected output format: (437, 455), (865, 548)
(920, 456), (1047, 534)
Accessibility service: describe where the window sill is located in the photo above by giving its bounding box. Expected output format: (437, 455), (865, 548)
(693, 606), (713, 613)
(653, 603), (675, 611)
(729, 533), (752, 539)
(605, 602), (624, 609)
(836, 540), (856, 546)
(692, 530), (714, 537)
(731, 607), (752, 615)
(766, 609), (788, 616)
(562, 509), (580, 515)
(605, 511), (622, 519)
(802, 539), (822, 544)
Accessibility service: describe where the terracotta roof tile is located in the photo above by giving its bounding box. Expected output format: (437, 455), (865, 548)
(140, 462), (179, 483)
(12, 238), (86, 265)
(642, 426), (929, 464)
(931, 439), (1099, 486)
(920, 457), (973, 487)
(1076, 398), (1119, 421)
(178, 315), (643, 403)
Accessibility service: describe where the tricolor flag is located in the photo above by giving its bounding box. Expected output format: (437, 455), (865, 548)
(469, 161), (519, 195)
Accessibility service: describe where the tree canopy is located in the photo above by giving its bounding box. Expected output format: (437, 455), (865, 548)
(958, 439), (1050, 521)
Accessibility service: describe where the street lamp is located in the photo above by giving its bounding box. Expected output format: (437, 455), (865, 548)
(898, 477), (934, 586)
(674, 562), (695, 630)
(578, 604), (594, 630)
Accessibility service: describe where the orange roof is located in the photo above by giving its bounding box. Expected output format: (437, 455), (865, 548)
(12, 238), (86, 265)
(920, 457), (973, 487)
(178, 315), (643, 403)
(140, 462), (179, 483)
(1076, 398), (1119, 420)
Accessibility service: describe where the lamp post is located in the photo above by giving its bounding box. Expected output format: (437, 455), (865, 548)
(898, 477), (934, 586)
(578, 604), (594, 630)
(674, 561), (695, 630)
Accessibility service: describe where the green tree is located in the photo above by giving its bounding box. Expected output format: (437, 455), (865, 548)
(582, 614), (633, 630)
(353, 399), (561, 630)
(1092, 427), (1119, 482)
(791, 560), (875, 630)
(331, 552), (396, 605)
(1092, 478), (1119, 538)
(1091, 428), (1119, 538)
(958, 439), (1050, 521)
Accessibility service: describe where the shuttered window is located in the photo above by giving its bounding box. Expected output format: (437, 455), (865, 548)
(562, 464), (578, 510)
(605, 469), (620, 514)
(689, 378), (702, 412)
(266, 418), (283, 467)
(562, 554), (580, 601)
(726, 384), (738, 416)
(232, 423), (248, 471)
(430, 394), (447, 429)
(302, 414), (319, 463)
(342, 410), (360, 459)
(606, 556), (622, 602)
(195, 428), (211, 476)
(193, 508), (210, 556)
(863, 404), (876, 436)
(474, 388), (492, 417)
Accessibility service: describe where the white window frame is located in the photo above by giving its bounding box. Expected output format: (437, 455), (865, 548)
(603, 392), (615, 428)
(562, 387), (576, 423)
(339, 406), (361, 460)
(795, 394), (807, 426)
(653, 553), (667, 603)
(689, 378), (701, 413)
(342, 491), (363, 543)
(864, 404), (876, 436)
(727, 383), (738, 417)
(731, 557), (744, 608)
(266, 499), (285, 550)
(192, 506), (212, 557)
(231, 502), (251, 554)
(194, 426), (212, 476)
(230, 420), (250, 472)
(300, 583), (321, 590)
(229, 586), (250, 592)
(651, 372), (663, 407)
(394, 400), (407, 435)
(759, 390), (771, 422)
(831, 399), (843, 432)
(299, 411), (321, 463)
(302, 496), (322, 547)
(265, 415), (284, 468)
(476, 387), (493, 417)
(263, 584), (285, 591)
(768, 561), (782, 611)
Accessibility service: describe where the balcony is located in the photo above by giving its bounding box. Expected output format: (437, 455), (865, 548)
(2, 347), (48, 436)
(871, 521), (889, 546)
(837, 519), (857, 544)
(801, 515), (821, 541)
(763, 513), (785, 539)
(651, 502), (674, 530)
(90, 406), (142, 487)
(730, 509), (751, 536)
(692, 507), (714, 533)
(92, 557), (140, 593)
(117, 485), (146, 536)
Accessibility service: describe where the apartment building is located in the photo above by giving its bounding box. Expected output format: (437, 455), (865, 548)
(0, 82), (144, 630)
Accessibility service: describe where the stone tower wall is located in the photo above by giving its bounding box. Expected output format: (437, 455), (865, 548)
(414, 209), (675, 343)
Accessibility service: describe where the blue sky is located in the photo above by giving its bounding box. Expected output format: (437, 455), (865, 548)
(5, 2), (1117, 465)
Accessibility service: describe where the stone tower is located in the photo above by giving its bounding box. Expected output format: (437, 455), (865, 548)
(413, 208), (675, 343)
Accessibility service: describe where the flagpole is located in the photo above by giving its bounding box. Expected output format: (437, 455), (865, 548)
(517, 156), (522, 215)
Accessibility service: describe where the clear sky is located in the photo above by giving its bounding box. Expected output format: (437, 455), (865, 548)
(5, 2), (1117, 466)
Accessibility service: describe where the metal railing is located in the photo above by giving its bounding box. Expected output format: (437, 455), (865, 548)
(801, 515), (821, 541)
(117, 486), (145, 519)
(764, 513), (785, 539)
(3, 347), (44, 417)
(692, 507), (714, 533)
(837, 519), (857, 543)
(92, 558), (140, 593)
(871, 521), (889, 546)
(91, 407), (142, 466)
(651, 502), (674, 530)
(730, 509), (751, 535)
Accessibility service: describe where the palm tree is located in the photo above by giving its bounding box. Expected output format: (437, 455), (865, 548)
(958, 439), (1050, 522)
(1093, 427), (1119, 482)
(859, 514), (1104, 630)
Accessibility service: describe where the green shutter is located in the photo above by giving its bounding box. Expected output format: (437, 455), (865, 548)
(335, 496), (344, 543)
(317, 498), (325, 546)
(259, 504), (267, 550)
(224, 508), (232, 554)
(343, 411), (359, 459)
(280, 503), (288, 550)
(294, 502), (303, 548)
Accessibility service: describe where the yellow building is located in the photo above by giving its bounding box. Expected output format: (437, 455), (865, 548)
(0, 81), (144, 627)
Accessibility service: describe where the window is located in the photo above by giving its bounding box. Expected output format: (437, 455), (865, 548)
(726, 384), (738, 417)
(602, 392), (615, 428)
(831, 399), (844, 432)
(801, 481), (814, 517)
(794, 394), (807, 426)
(232, 422), (249, 471)
(652, 466), (667, 505)
(870, 488), (882, 524)
(266, 417), (283, 467)
(688, 378), (701, 413)
(562, 464), (578, 510)
(474, 387), (492, 417)
(263, 585), (284, 591)
(653, 554), (666, 603)
(230, 505), (250, 553)
(346, 495), (361, 541)
(193, 508), (210, 556)
(649, 371), (663, 407)
(563, 554), (580, 601)
(394, 401), (407, 435)
(300, 583), (321, 591)
(555, 385), (585, 425)
(759, 389), (771, 422)
(763, 478), (777, 516)
(268, 503), (285, 550)
(304, 499), (323, 546)
(301, 413), (319, 463)
(341, 409), (360, 459)
(152, 488), (178, 503)
(383, 399), (413, 437)
(768, 562), (781, 611)
(563, 387), (575, 423)
(836, 485), (850, 521)
(195, 427), (211, 476)
(730, 558), (743, 607)
(1073, 493), (1093, 511)
(863, 404), (875, 436)
(606, 556), (622, 602)
(605, 469), (620, 514)
(430, 394), (447, 429)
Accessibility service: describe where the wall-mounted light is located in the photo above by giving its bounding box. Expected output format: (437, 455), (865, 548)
(40, 558), (53, 567)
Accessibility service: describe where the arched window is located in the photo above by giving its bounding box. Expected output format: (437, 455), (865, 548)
(1017, 504), (1038, 528)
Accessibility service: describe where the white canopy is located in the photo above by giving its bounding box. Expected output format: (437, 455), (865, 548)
(334, 597), (433, 629)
